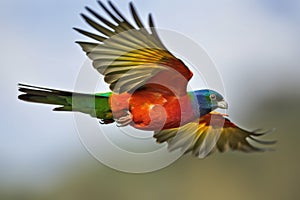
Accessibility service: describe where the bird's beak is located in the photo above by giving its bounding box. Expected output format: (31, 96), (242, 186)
(217, 100), (228, 109)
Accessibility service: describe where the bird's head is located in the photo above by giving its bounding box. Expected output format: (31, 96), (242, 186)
(192, 89), (228, 116)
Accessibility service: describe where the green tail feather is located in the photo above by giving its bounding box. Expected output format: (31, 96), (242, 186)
(18, 83), (113, 122)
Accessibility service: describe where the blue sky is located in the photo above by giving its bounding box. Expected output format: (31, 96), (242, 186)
(0, 0), (299, 186)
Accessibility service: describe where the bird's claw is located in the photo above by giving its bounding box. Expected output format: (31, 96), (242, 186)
(115, 111), (133, 127)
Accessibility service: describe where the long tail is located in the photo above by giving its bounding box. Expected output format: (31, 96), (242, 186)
(18, 83), (113, 123)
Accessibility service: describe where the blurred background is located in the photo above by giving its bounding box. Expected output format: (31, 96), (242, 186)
(0, 0), (299, 199)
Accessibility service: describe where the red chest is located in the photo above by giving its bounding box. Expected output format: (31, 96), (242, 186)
(109, 90), (197, 131)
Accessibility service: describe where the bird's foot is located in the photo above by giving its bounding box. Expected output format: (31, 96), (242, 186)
(99, 119), (115, 124)
(115, 111), (133, 127)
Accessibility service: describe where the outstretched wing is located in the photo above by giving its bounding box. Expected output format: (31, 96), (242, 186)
(154, 112), (275, 158)
(75, 1), (193, 95)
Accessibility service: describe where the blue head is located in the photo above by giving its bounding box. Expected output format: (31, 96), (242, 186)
(190, 89), (228, 117)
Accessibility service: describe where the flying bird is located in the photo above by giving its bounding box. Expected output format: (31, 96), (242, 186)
(18, 1), (275, 158)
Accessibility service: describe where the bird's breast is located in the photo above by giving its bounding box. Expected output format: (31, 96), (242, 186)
(110, 90), (197, 131)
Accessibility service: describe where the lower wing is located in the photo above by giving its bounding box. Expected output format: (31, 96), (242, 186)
(154, 112), (276, 158)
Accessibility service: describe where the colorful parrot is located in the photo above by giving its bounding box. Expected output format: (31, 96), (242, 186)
(18, 1), (275, 158)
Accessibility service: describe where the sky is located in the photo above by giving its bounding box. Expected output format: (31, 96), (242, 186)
(0, 0), (299, 193)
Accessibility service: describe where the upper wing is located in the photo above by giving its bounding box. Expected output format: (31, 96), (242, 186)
(154, 112), (276, 158)
(75, 1), (193, 95)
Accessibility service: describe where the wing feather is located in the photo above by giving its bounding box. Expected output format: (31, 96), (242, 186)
(73, 28), (107, 42)
(129, 2), (146, 29)
(75, 1), (192, 95)
(154, 112), (275, 158)
(85, 6), (117, 30)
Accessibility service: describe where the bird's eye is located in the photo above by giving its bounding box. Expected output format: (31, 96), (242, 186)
(210, 94), (216, 100)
